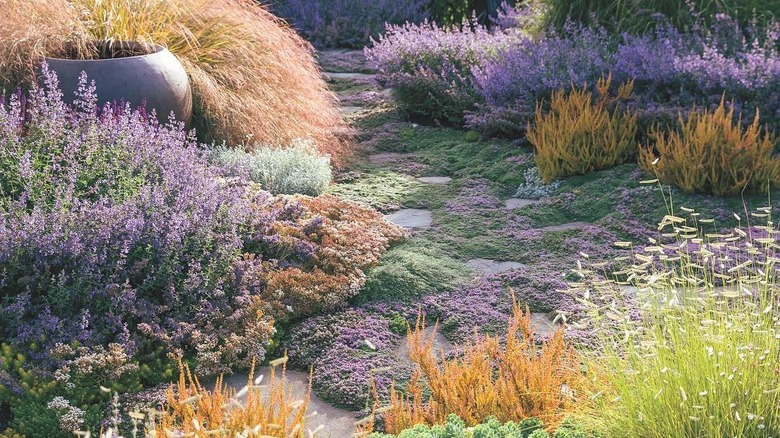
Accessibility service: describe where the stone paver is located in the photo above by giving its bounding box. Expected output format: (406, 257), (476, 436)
(504, 198), (539, 209)
(323, 71), (375, 81)
(417, 176), (452, 184)
(212, 367), (356, 438)
(530, 313), (560, 338)
(395, 325), (453, 368)
(339, 105), (363, 116)
(367, 152), (415, 164)
(384, 209), (432, 229)
(541, 222), (590, 232)
(466, 258), (525, 275)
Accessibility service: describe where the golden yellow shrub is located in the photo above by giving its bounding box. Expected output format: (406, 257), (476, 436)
(375, 297), (583, 434)
(155, 359), (310, 437)
(639, 97), (780, 196)
(528, 76), (638, 183)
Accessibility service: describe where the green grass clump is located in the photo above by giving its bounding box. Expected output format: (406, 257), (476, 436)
(357, 241), (474, 302)
(366, 413), (597, 437)
(543, 0), (780, 35)
(212, 140), (332, 196)
(573, 199), (780, 437)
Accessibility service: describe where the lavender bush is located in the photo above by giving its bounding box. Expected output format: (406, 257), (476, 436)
(0, 67), (401, 377)
(371, 8), (780, 136)
(0, 68), (281, 375)
(269, 0), (429, 48)
(366, 19), (517, 124)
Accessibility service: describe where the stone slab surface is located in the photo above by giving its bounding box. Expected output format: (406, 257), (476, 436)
(504, 198), (539, 209)
(466, 258), (525, 275)
(395, 325), (453, 368)
(541, 222), (590, 232)
(323, 71), (375, 81)
(339, 105), (363, 115)
(212, 367), (356, 438)
(417, 176), (452, 184)
(367, 152), (415, 164)
(384, 209), (432, 229)
(530, 313), (560, 338)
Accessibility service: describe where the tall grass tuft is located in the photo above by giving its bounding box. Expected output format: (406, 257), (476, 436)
(155, 359), (311, 437)
(371, 297), (584, 434)
(570, 195), (780, 437)
(528, 75), (638, 183)
(0, 0), (349, 162)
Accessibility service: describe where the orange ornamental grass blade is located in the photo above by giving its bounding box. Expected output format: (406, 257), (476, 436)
(372, 291), (584, 435)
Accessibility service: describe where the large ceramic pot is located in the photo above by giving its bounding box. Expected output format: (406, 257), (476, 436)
(45, 42), (192, 126)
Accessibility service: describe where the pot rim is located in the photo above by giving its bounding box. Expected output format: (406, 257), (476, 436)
(44, 41), (167, 63)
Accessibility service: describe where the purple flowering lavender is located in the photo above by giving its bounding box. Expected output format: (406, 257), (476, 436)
(366, 18), (516, 124)
(0, 66), (403, 378)
(269, 0), (429, 48)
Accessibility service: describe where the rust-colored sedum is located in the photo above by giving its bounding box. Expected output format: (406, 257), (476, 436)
(156, 359), (310, 437)
(528, 75), (638, 183)
(639, 97), (780, 196)
(377, 297), (584, 434)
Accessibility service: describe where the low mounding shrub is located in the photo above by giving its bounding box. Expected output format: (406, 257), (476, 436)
(572, 203), (780, 437)
(639, 98), (780, 196)
(367, 414), (596, 438)
(0, 0), (349, 161)
(269, 0), (429, 48)
(358, 243), (473, 302)
(528, 77), (638, 183)
(0, 69), (401, 380)
(154, 360), (311, 437)
(373, 300), (583, 433)
(366, 19), (516, 124)
(211, 140), (332, 196)
(284, 309), (405, 410)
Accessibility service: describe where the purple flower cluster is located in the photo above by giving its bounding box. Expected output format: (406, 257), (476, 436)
(269, 0), (429, 48)
(0, 67), (398, 377)
(284, 309), (406, 410)
(366, 19), (516, 124)
(370, 7), (780, 134)
(281, 261), (587, 408)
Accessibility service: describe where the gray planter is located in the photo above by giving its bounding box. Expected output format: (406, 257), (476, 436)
(45, 42), (192, 127)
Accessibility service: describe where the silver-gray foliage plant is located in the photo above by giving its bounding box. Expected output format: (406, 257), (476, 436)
(515, 167), (560, 199)
(212, 139), (332, 196)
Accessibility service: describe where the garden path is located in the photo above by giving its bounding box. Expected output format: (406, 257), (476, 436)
(227, 49), (579, 437)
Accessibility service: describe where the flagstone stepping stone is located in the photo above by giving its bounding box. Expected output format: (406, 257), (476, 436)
(541, 221), (590, 232)
(340, 105), (363, 116)
(318, 49), (373, 74)
(323, 71), (375, 81)
(530, 313), (560, 338)
(395, 325), (454, 368)
(504, 198), (539, 209)
(367, 152), (415, 164)
(384, 209), (432, 229)
(214, 367), (356, 438)
(417, 176), (451, 184)
(381, 88), (393, 98)
(466, 258), (525, 275)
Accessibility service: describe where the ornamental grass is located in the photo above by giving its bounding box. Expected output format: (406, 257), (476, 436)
(0, 0), (349, 162)
(528, 75), (638, 183)
(366, 297), (585, 434)
(570, 195), (780, 437)
(155, 358), (313, 437)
